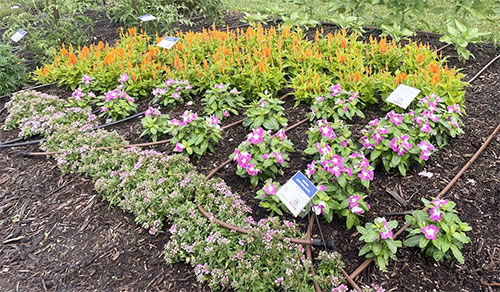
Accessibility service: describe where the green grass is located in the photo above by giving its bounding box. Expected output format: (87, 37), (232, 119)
(223, 0), (500, 40)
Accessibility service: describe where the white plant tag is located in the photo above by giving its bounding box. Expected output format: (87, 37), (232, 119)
(10, 29), (27, 43)
(276, 171), (318, 217)
(385, 84), (421, 109)
(138, 14), (156, 22)
(157, 36), (179, 49)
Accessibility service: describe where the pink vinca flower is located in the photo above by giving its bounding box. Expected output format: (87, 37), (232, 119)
(81, 75), (92, 85)
(262, 181), (277, 195)
(273, 129), (287, 141)
(247, 127), (264, 144)
(421, 225), (439, 240)
(236, 151), (251, 169)
(223, 110), (230, 117)
(330, 83), (342, 96)
(305, 161), (316, 178)
(246, 163), (260, 176)
(174, 143), (185, 152)
(119, 73), (129, 84)
(312, 201), (326, 215)
(429, 207), (442, 222)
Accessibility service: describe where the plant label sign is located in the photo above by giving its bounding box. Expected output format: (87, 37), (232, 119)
(276, 171), (318, 217)
(138, 14), (156, 22)
(10, 29), (27, 43)
(157, 36), (179, 49)
(385, 84), (421, 109)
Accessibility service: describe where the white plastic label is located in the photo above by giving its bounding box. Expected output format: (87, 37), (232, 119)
(385, 84), (421, 109)
(10, 29), (27, 43)
(276, 171), (318, 217)
(138, 14), (156, 22)
(157, 36), (179, 49)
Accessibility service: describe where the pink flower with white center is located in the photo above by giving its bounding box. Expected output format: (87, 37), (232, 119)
(119, 73), (129, 84)
(315, 143), (331, 156)
(101, 107), (108, 112)
(449, 117), (460, 128)
(169, 224), (177, 234)
(207, 115), (220, 127)
(417, 140), (435, 160)
(214, 83), (225, 89)
(172, 92), (181, 99)
(145, 106), (154, 116)
(350, 205), (363, 214)
(230, 88), (240, 94)
(330, 155), (343, 166)
(340, 139), (348, 148)
(314, 96), (324, 104)
(369, 118), (379, 126)
(312, 201), (326, 215)
(236, 152), (251, 168)
(343, 167), (352, 176)
(149, 226), (158, 235)
(246, 163), (260, 176)
(181, 110), (196, 123)
(358, 168), (373, 181)
(185, 84), (192, 90)
(429, 207), (442, 222)
(274, 277), (284, 286)
(372, 133), (384, 145)
(305, 161), (316, 178)
(174, 143), (185, 152)
(421, 123), (431, 133)
(72, 88), (83, 101)
(348, 91), (358, 102)
(164, 79), (174, 87)
(81, 75), (92, 85)
(431, 198), (449, 208)
(262, 153), (270, 159)
(259, 100), (266, 108)
(247, 127), (264, 144)
(318, 185), (326, 191)
(361, 136), (374, 150)
(327, 165), (342, 177)
(223, 110), (229, 117)
(330, 83), (342, 96)
(273, 129), (287, 140)
(335, 99), (345, 106)
(349, 195), (360, 207)
(387, 110), (403, 126)
(272, 152), (285, 164)
(421, 225), (439, 240)
(262, 181), (277, 195)
(377, 127), (388, 134)
(319, 125), (336, 140)
(152, 87), (167, 96)
(447, 104), (462, 114)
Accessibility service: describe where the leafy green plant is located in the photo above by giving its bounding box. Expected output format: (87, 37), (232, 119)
(357, 217), (402, 271)
(168, 111), (222, 158)
(255, 180), (287, 215)
(152, 79), (193, 108)
(404, 198), (472, 264)
(201, 84), (245, 120)
(68, 75), (98, 109)
(2, 0), (98, 62)
(440, 20), (490, 60)
(97, 73), (138, 121)
(380, 22), (415, 42)
(308, 84), (365, 122)
(328, 13), (366, 35)
(243, 92), (288, 131)
(140, 106), (169, 141)
(0, 44), (26, 96)
(230, 128), (294, 186)
(242, 11), (269, 26)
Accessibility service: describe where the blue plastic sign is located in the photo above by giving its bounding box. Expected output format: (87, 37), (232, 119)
(157, 36), (179, 49)
(385, 84), (420, 109)
(10, 29), (27, 43)
(138, 14), (156, 22)
(276, 171), (318, 217)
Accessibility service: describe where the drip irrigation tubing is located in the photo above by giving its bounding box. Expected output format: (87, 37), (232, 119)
(0, 82), (58, 100)
(349, 122), (500, 280)
(467, 54), (500, 84)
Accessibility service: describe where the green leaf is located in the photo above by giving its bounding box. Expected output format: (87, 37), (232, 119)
(359, 244), (371, 256)
(386, 239), (397, 254)
(403, 235), (420, 247)
(450, 244), (465, 264)
(452, 232), (470, 244)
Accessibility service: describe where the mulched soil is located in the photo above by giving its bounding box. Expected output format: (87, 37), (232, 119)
(0, 11), (499, 292)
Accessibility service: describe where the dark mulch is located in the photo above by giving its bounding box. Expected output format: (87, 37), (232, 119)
(0, 11), (499, 292)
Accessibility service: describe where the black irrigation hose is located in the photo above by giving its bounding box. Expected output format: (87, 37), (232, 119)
(0, 82), (58, 100)
(0, 110), (145, 149)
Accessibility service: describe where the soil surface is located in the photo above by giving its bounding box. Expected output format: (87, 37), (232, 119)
(1, 10), (499, 292)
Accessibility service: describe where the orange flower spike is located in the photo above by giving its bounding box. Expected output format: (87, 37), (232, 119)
(354, 72), (361, 82)
(43, 65), (50, 77)
(379, 38), (387, 54)
(431, 74), (440, 86)
(132, 72), (137, 82)
(340, 37), (347, 49)
(203, 59), (208, 71)
(60, 46), (68, 57)
(68, 53), (77, 66)
(417, 53), (424, 63)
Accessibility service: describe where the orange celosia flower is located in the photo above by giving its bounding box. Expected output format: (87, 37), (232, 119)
(379, 38), (387, 54)
(68, 53), (77, 66)
(340, 37), (347, 49)
(417, 53), (424, 63)
(353, 72), (361, 82)
(394, 73), (408, 84)
(431, 73), (440, 86)
(97, 41), (104, 51)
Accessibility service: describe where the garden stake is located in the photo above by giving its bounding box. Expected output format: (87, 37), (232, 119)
(306, 214), (323, 292)
(349, 122), (500, 280)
